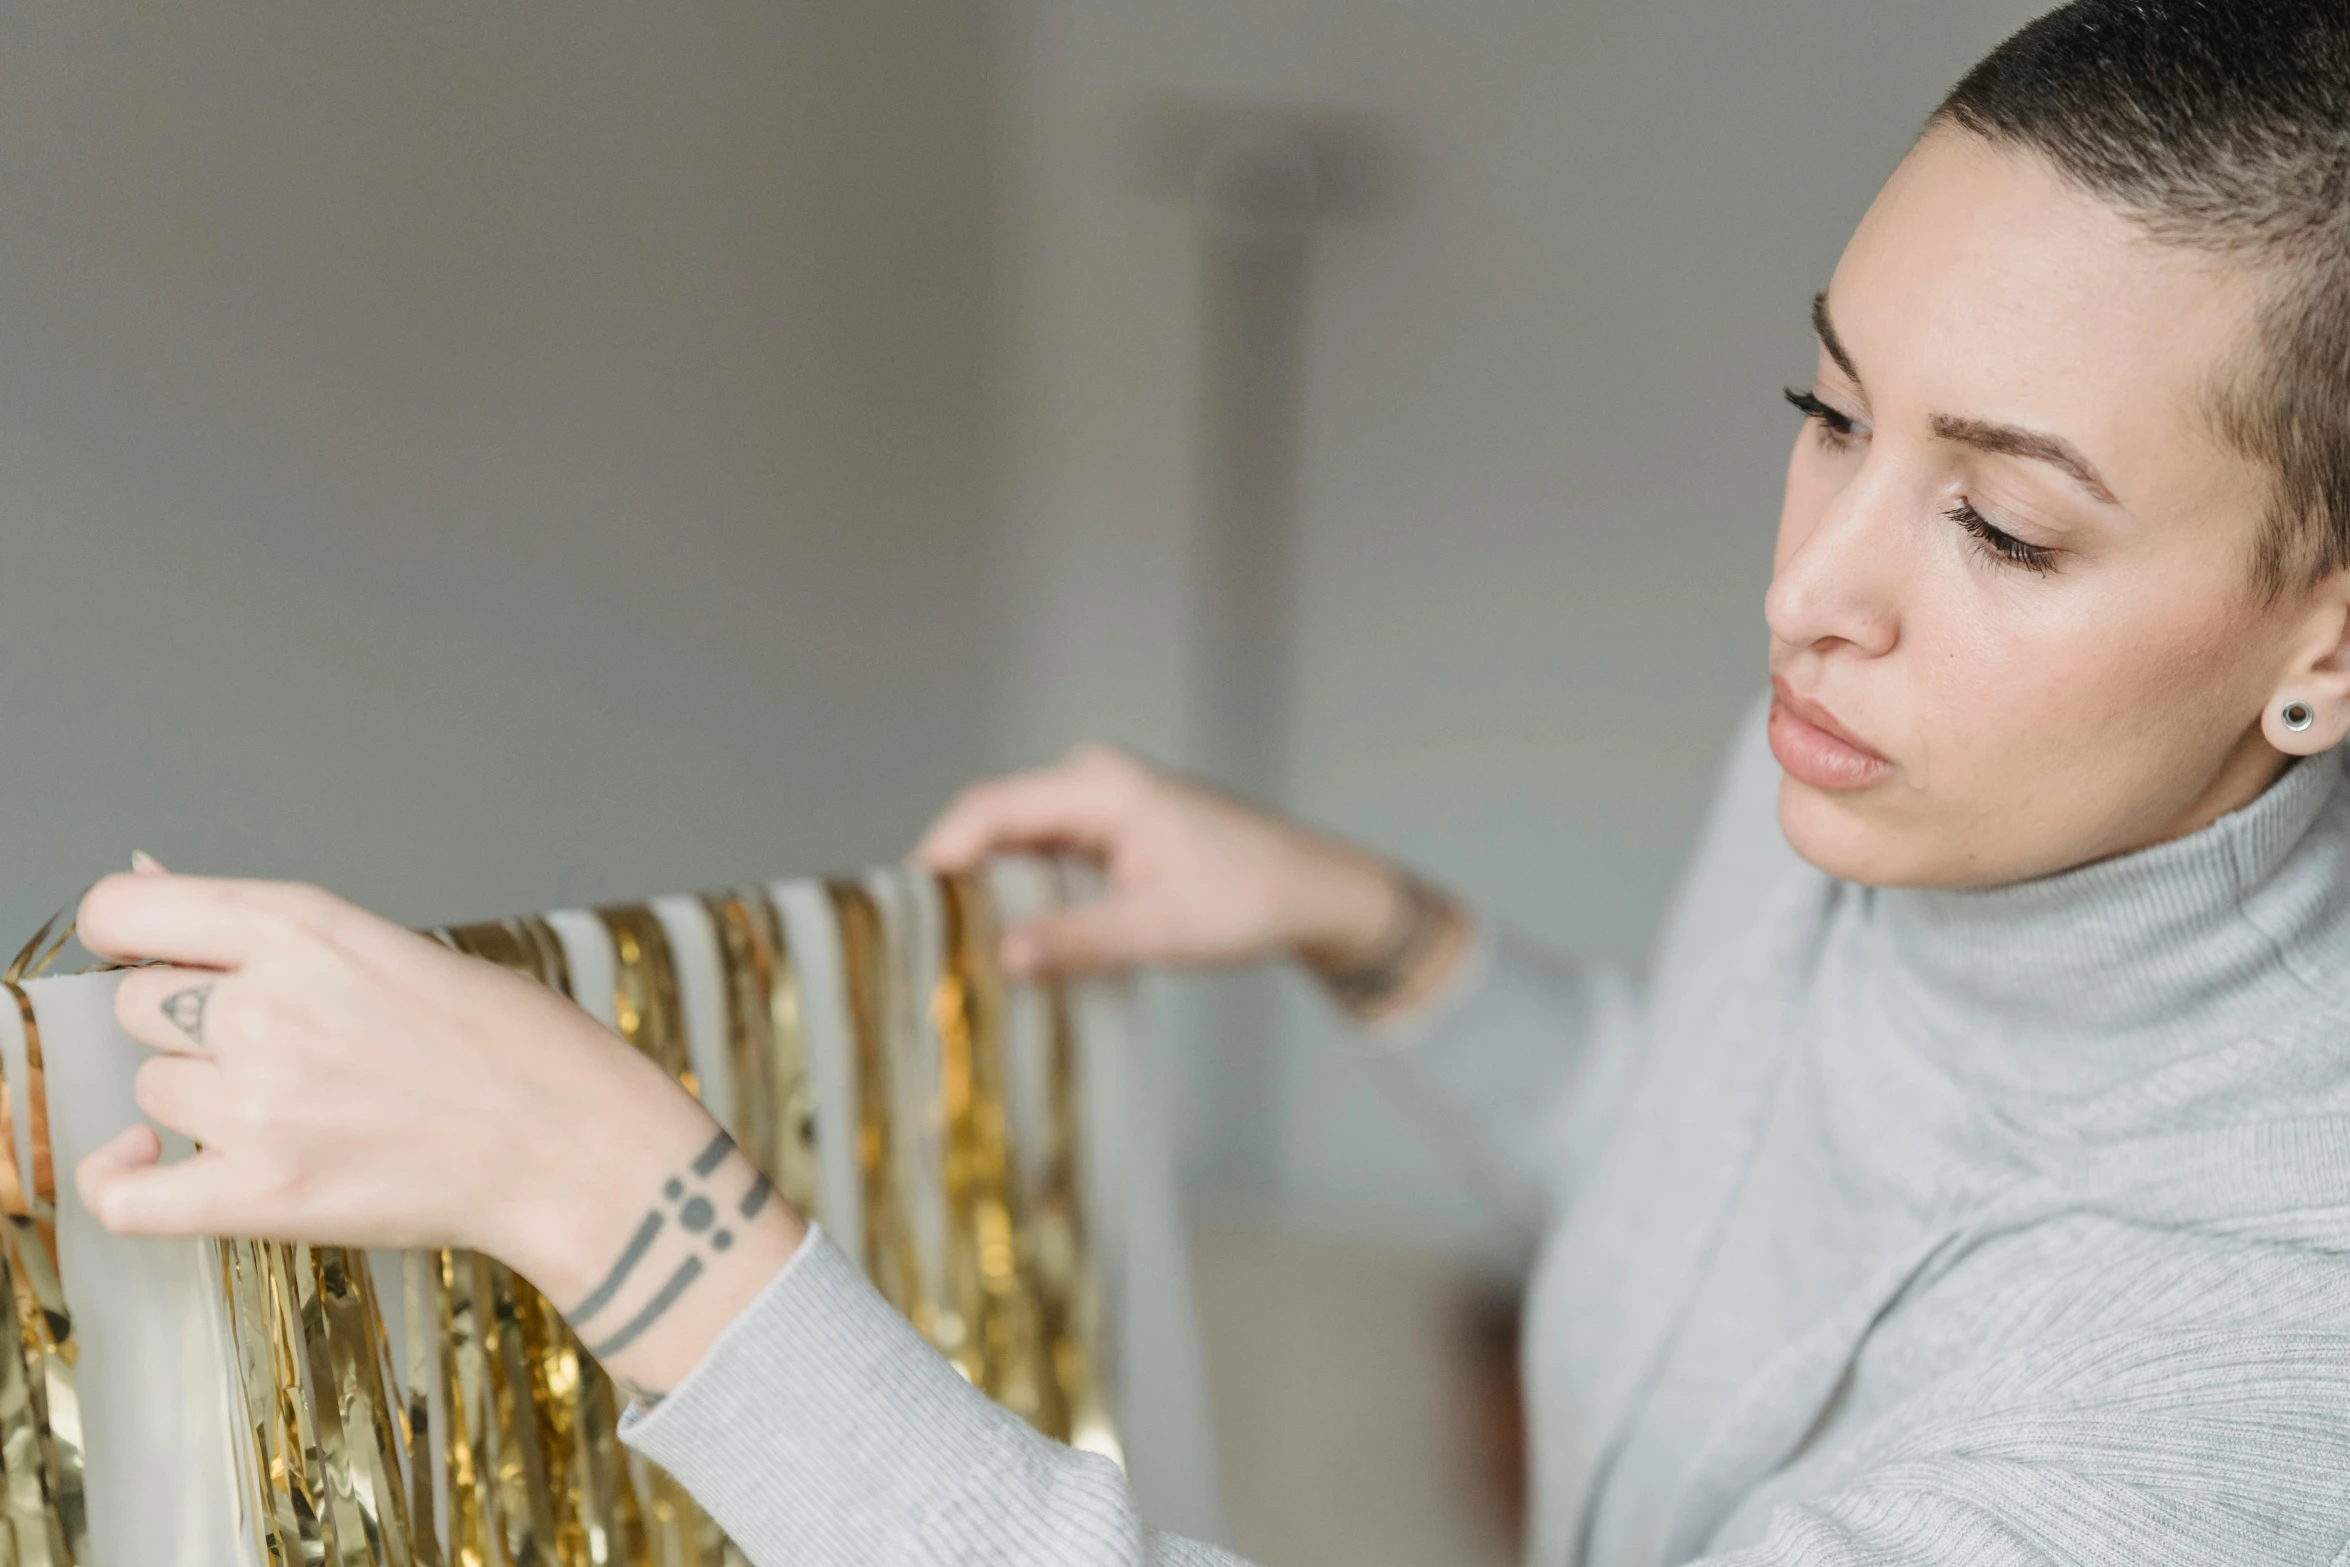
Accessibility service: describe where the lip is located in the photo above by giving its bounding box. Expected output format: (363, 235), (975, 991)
(1767, 675), (1892, 792)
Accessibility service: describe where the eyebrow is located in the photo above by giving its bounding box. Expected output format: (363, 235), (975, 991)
(1811, 292), (1861, 389)
(1809, 291), (2119, 507)
(1927, 414), (2117, 504)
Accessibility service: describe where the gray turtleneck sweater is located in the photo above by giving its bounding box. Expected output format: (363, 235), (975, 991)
(623, 703), (2350, 1564)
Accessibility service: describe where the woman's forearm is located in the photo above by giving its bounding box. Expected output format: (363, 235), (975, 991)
(1280, 838), (1474, 1022)
(514, 1116), (808, 1405)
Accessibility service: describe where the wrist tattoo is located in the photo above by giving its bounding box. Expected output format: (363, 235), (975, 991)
(565, 1130), (772, 1364)
(586, 1256), (705, 1359)
(161, 983), (213, 1047)
(690, 1130), (732, 1178)
(566, 1210), (665, 1326)
(738, 1172), (774, 1219)
(1317, 873), (1451, 1012)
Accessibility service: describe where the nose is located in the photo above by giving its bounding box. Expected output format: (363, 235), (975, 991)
(1764, 469), (1904, 661)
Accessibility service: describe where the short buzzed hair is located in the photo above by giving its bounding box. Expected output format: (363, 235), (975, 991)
(1933, 0), (2350, 599)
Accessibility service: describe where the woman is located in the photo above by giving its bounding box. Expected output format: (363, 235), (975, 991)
(69, 2), (2350, 1561)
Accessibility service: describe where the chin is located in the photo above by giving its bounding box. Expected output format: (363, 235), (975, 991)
(1775, 776), (1955, 888)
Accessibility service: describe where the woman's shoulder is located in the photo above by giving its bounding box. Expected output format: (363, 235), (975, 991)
(1737, 1208), (2350, 1561)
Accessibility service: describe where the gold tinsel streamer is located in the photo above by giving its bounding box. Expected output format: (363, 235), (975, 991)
(0, 912), (87, 1567)
(1024, 867), (1118, 1460)
(1, 866), (1114, 1562)
(436, 913), (649, 1567)
(936, 875), (1057, 1427)
(698, 892), (821, 1220)
(826, 882), (923, 1321)
(590, 905), (734, 1567)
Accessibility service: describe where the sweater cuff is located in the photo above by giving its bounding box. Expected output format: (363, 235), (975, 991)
(1349, 913), (1497, 1055)
(619, 1221), (1055, 1562)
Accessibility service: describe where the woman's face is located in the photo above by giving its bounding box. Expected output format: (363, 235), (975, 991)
(1769, 128), (2343, 889)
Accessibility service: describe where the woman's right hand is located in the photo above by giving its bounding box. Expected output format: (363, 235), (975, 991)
(72, 869), (805, 1404)
(915, 745), (1460, 1008)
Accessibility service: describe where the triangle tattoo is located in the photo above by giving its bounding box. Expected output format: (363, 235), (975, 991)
(161, 984), (212, 1047)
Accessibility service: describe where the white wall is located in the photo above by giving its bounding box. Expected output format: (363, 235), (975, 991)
(0, 3), (1006, 938)
(992, 0), (2051, 1253)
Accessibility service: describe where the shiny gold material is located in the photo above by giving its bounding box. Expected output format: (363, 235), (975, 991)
(10, 860), (1117, 1558)
(215, 1234), (417, 1567)
(594, 905), (726, 1567)
(1031, 868), (1120, 1461)
(400, 1249), (445, 1567)
(441, 912), (651, 1566)
(437, 916), (574, 1002)
(441, 1242), (494, 1564)
(867, 878), (955, 1352)
(699, 891), (822, 1221)
(594, 906), (693, 1092)
(934, 876), (1058, 1427)
(825, 883), (921, 1319)
(0, 911), (88, 1566)
(306, 1245), (415, 1564)
(481, 1252), (559, 1563)
(219, 1238), (313, 1564)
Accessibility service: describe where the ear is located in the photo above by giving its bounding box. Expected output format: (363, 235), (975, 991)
(2262, 574), (2350, 755)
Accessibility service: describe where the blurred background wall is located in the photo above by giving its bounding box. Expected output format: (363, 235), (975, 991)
(988, 0), (2046, 1261)
(0, 3), (1007, 932)
(0, 3), (2046, 1561)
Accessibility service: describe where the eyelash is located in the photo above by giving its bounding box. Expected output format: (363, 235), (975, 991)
(1783, 386), (1859, 448)
(1945, 498), (2057, 574)
(1781, 386), (2060, 576)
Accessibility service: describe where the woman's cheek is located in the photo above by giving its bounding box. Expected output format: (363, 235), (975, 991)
(1897, 592), (2066, 803)
(1942, 625), (2147, 832)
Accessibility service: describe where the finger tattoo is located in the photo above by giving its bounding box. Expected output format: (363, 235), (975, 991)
(160, 984), (214, 1047)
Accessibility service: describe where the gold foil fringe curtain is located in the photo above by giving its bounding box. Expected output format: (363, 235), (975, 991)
(239, 867), (1111, 1567)
(0, 915), (89, 1567)
(0, 864), (1115, 1567)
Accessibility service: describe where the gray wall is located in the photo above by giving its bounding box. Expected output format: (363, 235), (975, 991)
(990, 0), (2049, 1252)
(0, 3), (1005, 937)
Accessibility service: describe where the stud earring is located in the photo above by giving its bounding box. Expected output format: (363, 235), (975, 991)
(2282, 700), (2315, 732)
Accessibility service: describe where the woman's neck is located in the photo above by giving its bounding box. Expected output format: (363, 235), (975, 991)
(2128, 723), (2297, 858)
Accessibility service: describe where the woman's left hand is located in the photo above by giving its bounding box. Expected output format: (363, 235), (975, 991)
(72, 868), (805, 1398)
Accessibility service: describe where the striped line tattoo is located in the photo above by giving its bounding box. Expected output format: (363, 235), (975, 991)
(588, 1256), (706, 1360)
(566, 1210), (665, 1327)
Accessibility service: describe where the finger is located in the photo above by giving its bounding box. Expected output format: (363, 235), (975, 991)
(131, 850), (168, 875)
(914, 750), (1139, 871)
(78, 872), (381, 969)
(77, 1145), (255, 1239)
(1000, 904), (1152, 978)
(113, 966), (227, 1055)
(86, 1123), (161, 1170)
(131, 1054), (228, 1144)
(79, 874), (274, 969)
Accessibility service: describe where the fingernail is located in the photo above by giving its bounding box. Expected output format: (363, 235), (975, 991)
(130, 850), (165, 874)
